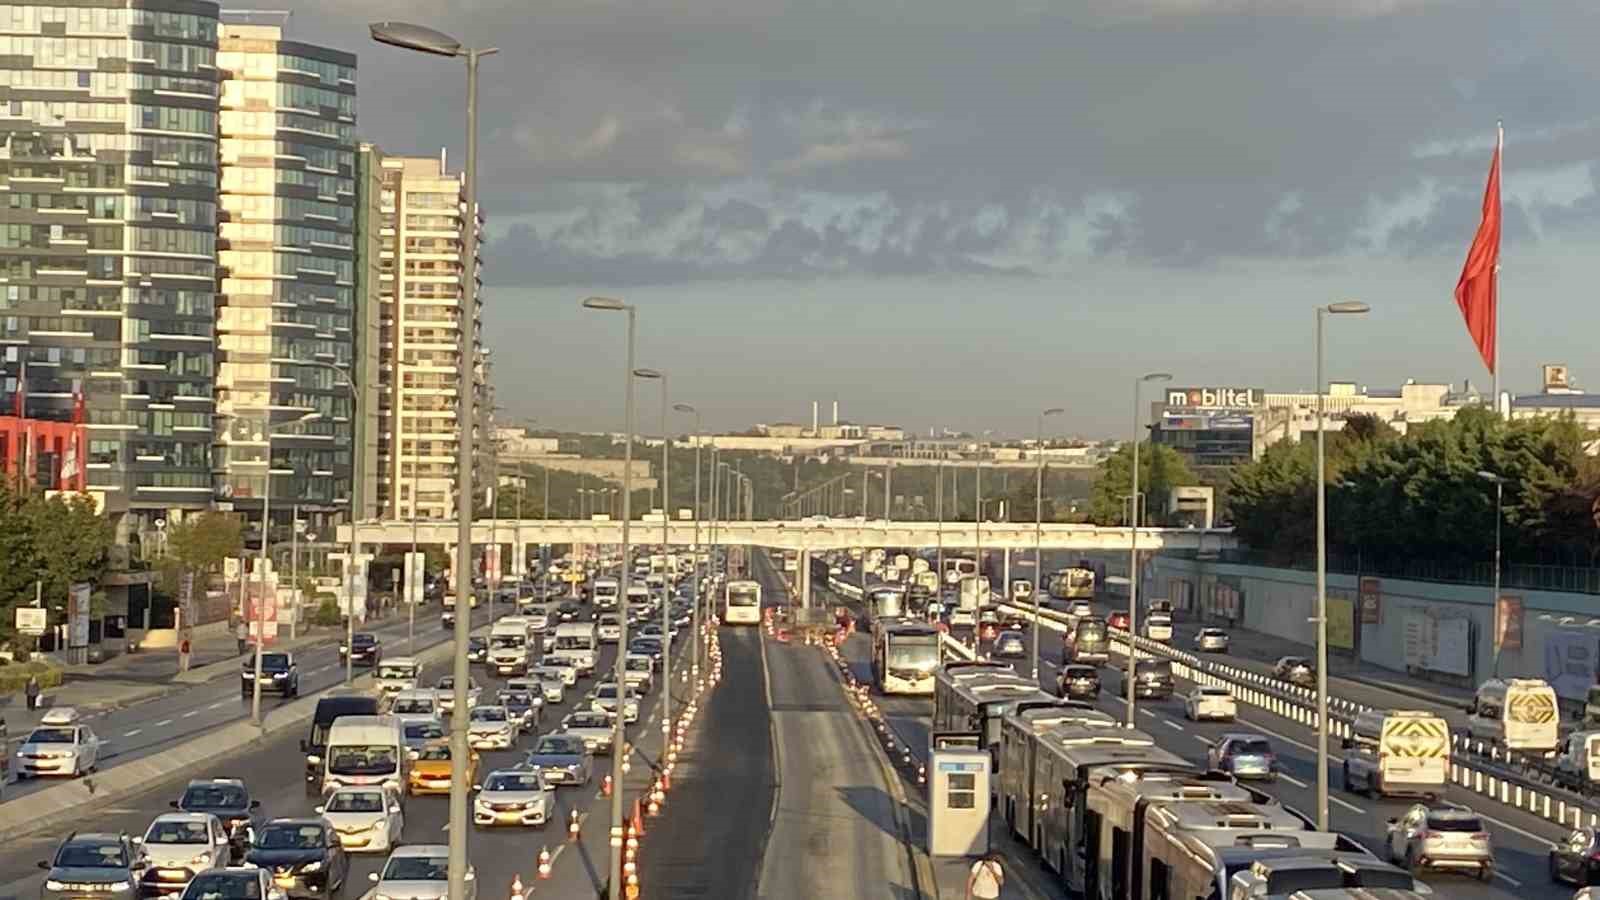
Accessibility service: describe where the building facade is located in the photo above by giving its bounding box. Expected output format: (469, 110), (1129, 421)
(1, 0), (223, 530)
(213, 21), (358, 531)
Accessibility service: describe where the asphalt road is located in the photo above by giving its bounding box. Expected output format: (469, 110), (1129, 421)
(0, 598), (682, 900)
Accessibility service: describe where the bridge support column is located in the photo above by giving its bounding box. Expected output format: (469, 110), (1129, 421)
(797, 549), (811, 609)
(511, 539), (527, 577)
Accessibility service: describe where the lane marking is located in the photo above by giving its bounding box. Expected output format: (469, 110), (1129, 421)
(123, 729), (141, 737)
(1330, 795), (1365, 815)
(1192, 735), (1213, 746)
(181, 710), (198, 718)
(1162, 720), (1185, 732)
(1278, 773), (1309, 789)
(208, 702), (227, 710)
(1495, 871), (1523, 888)
(1443, 799), (1564, 848)
(154, 719), (172, 727)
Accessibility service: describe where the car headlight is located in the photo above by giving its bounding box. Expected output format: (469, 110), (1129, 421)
(299, 861), (322, 873)
(45, 881), (66, 891)
(191, 853), (213, 866)
(373, 819), (388, 830)
(375, 893), (394, 900)
(109, 882), (132, 892)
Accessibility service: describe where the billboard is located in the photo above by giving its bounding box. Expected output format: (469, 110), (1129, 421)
(403, 551), (425, 605)
(67, 582), (91, 648)
(1160, 412), (1255, 431)
(1495, 595), (1524, 650)
(1164, 387), (1264, 409)
(1403, 613), (1470, 677)
(1358, 577), (1382, 624)
(1327, 593), (1355, 650)
(1543, 630), (1596, 701)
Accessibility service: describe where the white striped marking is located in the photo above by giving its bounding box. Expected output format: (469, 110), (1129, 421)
(123, 729), (141, 737)
(153, 719), (172, 727)
(1278, 773), (1309, 789)
(1162, 720), (1184, 732)
(1330, 795), (1365, 814)
(181, 710), (198, 718)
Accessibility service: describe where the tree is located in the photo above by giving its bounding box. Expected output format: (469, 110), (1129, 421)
(157, 511), (244, 593)
(1086, 443), (1199, 526)
(0, 482), (113, 645)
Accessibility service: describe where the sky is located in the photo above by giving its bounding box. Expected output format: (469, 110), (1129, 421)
(279, 0), (1600, 437)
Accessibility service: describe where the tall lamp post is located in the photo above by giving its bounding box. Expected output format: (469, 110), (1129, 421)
(582, 296), (638, 900)
(1032, 407), (1063, 681)
(634, 367), (674, 738)
(296, 358), (360, 685)
(369, 23), (494, 900)
(1127, 372), (1172, 727)
(674, 403), (702, 682)
(1478, 470), (1509, 677)
(1314, 300), (1370, 830)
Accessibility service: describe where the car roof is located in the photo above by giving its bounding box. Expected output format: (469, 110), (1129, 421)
(1424, 807), (1480, 821)
(151, 812), (218, 824)
(64, 832), (127, 845)
(261, 817), (324, 828)
(186, 777), (246, 788)
(40, 707), (81, 725)
(390, 844), (449, 858)
(383, 656), (419, 666)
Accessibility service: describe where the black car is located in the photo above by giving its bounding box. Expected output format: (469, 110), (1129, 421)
(1055, 665), (1101, 699)
(1132, 659), (1175, 699)
(244, 819), (348, 899)
(556, 600), (581, 622)
(628, 638), (664, 669)
(38, 832), (144, 900)
(178, 868), (277, 900)
(1273, 656), (1316, 687)
(338, 633), (382, 668)
(173, 779), (259, 855)
(466, 637), (487, 664)
(1551, 827), (1600, 886)
(242, 652), (299, 698)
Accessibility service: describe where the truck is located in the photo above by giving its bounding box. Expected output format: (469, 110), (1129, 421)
(488, 617), (533, 676)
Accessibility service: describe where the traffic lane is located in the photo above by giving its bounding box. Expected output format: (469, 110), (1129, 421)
(6, 609), (490, 800)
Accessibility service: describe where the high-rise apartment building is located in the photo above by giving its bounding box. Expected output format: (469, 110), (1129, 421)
(0, 1), (223, 528)
(371, 153), (481, 522)
(212, 19), (359, 532)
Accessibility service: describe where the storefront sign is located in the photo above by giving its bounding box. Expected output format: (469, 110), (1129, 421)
(1165, 387), (1264, 409)
(1358, 577), (1381, 624)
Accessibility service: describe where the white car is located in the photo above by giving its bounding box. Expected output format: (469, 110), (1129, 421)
(389, 690), (441, 725)
(368, 845), (473, 900)
(1185, 686), (1238, 722)
(16, 708), (101, 777)
(374, 658), (421, 696)
(1194, 628), (1231, 653)
(434, 676), (481, 715)
(473, 769), (553, 828)
(590, 682), (640, 724)
(317, 785), (405, 853)
(536, 657), (579, 687)
(137, 813), (233, 893)
(622, 654), (654, 694)
(467, 706), (519, 750)
(560, 710), (616, 756)
(510, 675), (564, 705)
(596, 614), (622, 644)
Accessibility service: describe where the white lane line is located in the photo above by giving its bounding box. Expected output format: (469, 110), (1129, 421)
(154, 719), (173, 727)
(1138, 708), (1157, 718)
(1162, 720), (1185, 732)
(208, 701), (227, 710)
(181, 710), (198, 718)
(1192, 736), (1213, 746)
(1330, 795), (1365, 815)
(1278, 773), (1309, 789)
(124, 729), (142, 737)
(1495, 871), (1523, 888)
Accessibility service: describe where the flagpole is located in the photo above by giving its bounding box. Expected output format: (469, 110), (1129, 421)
(1492, 121), (1502, 416)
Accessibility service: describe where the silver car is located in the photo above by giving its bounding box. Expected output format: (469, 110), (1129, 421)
(472, 769), (553, 828)
(433, 677), (481, 715)
(590, 682), (639, 724)
(560, 710), (616, 755)
(622, 654), (654, 694)
(137, 813), (231, 896)
(509, 676), (564, 706)
(1194, 628), (1231, 653)
(536, 657), (578, 687)
(1385, 804), (1494, 881)
(366, 845), (473, 900)
(401, 718), (447, 754)
(524, 733), (592, 787)
(389, 691), (441, 726)
(466, 706), (518, 751)
(316, 786), (404, 853)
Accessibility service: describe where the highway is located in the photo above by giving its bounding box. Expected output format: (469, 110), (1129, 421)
(817, 566), (1576, 900)
(0, 598), (681, 900)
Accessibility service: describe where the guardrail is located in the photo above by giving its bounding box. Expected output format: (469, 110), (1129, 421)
(998, 600), (1600, 833)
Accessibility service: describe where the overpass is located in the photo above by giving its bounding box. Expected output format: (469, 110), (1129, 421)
(336, 516), (1234, 574)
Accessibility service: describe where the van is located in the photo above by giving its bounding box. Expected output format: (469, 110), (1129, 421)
(1131, 659), (1174, 699)
(321, 714), (406, 794)
(553, 621), (598, 675)
(489, 617), (533, 676)
(1341, 710), (1449, 799)
(1585, 685), (1600, 729)
(301, 692), (381, 791)
(592, 577), (620, 610)
(1144, 613), (1174, 643)
(1465, 677), (1559, 753)
(1557, 730), (1600, 789)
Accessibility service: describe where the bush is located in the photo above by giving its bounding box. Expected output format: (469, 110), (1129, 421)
(312, 597), (342, 627)
(0, 660), (63, 695)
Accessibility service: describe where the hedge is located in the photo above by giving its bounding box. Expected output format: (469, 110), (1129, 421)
(0, 660), (64, 695)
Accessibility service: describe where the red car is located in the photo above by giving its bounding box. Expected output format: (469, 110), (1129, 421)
(1107, 611), (1131, 630)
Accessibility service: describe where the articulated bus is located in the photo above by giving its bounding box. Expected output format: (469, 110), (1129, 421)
(933, 662), (1050, 767)
(1048, 566), (1097, 600)
(723, 579), (763, 625)
(872, 623), (941, 695)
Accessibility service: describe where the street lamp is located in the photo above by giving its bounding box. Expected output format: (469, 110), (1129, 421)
(1314, 299), (1369, 830)
(633, 367), (675, 745)
(1127, 372), (1172, 727)
(1032, 407), (1063, 681)
(1478, 470), (1509, 676)
(583, 295), (637, 900)
(673, 402), (702, 684)
(370, 23), (495, 900)
(293, 358), (361, 686)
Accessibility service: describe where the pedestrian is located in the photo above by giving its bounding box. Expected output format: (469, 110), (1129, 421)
(235, 620), (247, 655)
(24, 675), (40, 712)
(966, 854), (1004, 900)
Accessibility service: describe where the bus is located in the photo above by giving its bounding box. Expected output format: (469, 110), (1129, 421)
(872, 623), (941, 695)
(1048, 566), (1096, 600)
(865, 584), (906, 622)
(933, 663), (1050, 766)
(943, 556), (979, 586)
(723, 579), (763, 625)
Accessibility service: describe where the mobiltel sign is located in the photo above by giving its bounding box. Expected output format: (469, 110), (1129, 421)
(1165, 387), (1264, 409)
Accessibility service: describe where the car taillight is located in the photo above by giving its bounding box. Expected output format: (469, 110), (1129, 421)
(1414, 830), (1433, 841)
(1471, 832), (1490, 842)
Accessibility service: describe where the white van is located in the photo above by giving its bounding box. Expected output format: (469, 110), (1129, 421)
(1341, 710), (1449, 799)
(1144, 613), (1174, 643)
(374, 658), (420, 696)
(489, 617), (533, 676)
(1556, 730), (1600, 788)
(593, 577), (620, 610)
(322, 715), (406, 793)
(553, 621), (598, 676)
(1465, 677), (1560, 753)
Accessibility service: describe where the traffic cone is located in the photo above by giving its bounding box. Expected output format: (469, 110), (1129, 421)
(509, 874), (525, 900)
(537, 846), (552, 879)
(631, 801), (646, 836)
(601, 774), (613, 796)
(568, 808), (581, 842)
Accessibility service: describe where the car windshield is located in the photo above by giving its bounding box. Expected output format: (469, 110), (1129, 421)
(470, 707), (508, 723)
(255, 824), (324, 850)
(485, 773), (543, 792)
(182, 785), (248, 810)
(500, 692), (532, 707)
(55, 841), (127, 869)
(382, 857), (449, 881)
(146, 820), (210, 844)
(261, 654), (289, 671)
(404, 722), (445, 742)
(437, 677), (473, 690)
(596, 685), (619, 699)
(554, 635), (591, 650)
(1067, 668), (1096, 678)
(534, 736), (578, 755)
(324, 791), (385, 813)
(393, 698), (434, 715)
(417, 745), (452, 762)
(28, 727), (74, 743)
(184, 873), (262, 900)
(568, 713), (609, 728)
(378, 665), (416, 679)
(1200, 688), (1231, 697)
(489, 635), (524, 649)
(626, 657), (650, 671)
(352, 635), (375, 646)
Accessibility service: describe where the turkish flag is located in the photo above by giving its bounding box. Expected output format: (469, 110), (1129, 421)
(1454, 135), (1501, 374)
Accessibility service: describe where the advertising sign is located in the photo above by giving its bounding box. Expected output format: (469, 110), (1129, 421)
(1495, 595), (1524, 650)
(67, 582), (91, 649)
(1210, 576), (1242, 622)
(483, 546), (502, 588)
(1164, 387), (1264, 409)
(1358, 577), (1382, 624)
(1403, 613), (1471, 677)
(403, 551), (425, 605)
(14, 607), (46, 636)
(1543, 630), (1597, 701)
(245, 576), (279, 642)
(1327, 594), (1355, 650)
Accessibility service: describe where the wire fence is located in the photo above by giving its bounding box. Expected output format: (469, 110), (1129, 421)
(1194, 548), (1600, 595)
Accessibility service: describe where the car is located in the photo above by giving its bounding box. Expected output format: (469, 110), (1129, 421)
(622, 654), (654, 694)
(242, 652), (299, 698)
(513, 673), (565, 705)
(590, 682), (640, 724)
(637, 623), (669, 645)
(1131, 659), (1175, 700)
(389, 690), (441, 726)
(407, 741), (477, 796)
(1106, 610), (1130, 630)
(1273, 656), (1316, 687)
(1055, 665), (1101, 700)
(473, 769), (553, 828)
(136, 814), (232, 896)
(465, 637), (487, 664)
(524, 607), (551, 631)
(628, 638), (664, 669)
(1194, 628), (1231, 653)
(596, 614), (622, 644)
(991, 630), (1027, 659)
(399, 719), (446, 754)
(1184, 686), (1237, 722)
(172, 779), (259, 856)
(536, 656), (579, 687)
(178, 867), (284, 900)
(433, 676), (481, 715)
(16, 709), (101, 778)
(1206, 734), (1278, 781)
(315, 786), (405, 853)
(556, 600), (581, 622)
(1066, 601), (1094, 619)
(39, 832), (146, 900)
(1386, 804), (1494, 881)
(338, 633), (382, 668)
(366, 845), (473, 900)
(560, 710), (616, 755)
(374, 658), (421, 696)
(244, 818), (349, 899)
(497, 690), (541, 731)
(466, 705), (519, 750)
(1551, 827), (1600, 886)
(524, 733), (593, 787)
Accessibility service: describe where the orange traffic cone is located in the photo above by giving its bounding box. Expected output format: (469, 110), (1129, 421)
(601, 774), (613, 796)
(509, 874), (525, 900)
(631, 800), (646, 837)
(537, 846), (552, 879)
(568, 808), (581, 842)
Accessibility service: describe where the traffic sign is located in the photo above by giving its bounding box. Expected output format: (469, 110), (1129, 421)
(14, 608), (45, 636)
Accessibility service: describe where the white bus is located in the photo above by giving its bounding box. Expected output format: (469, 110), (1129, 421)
(723, 579), (762, 625)
(322, 715), (406, 793)
(872, 623), (940, 695)
(1465, 677), (1560, 753)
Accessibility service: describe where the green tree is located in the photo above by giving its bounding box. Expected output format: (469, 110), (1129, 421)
(157, 511), (243, 594)
(0, 482), (113, 644)
(1086, 443), (1199, 526)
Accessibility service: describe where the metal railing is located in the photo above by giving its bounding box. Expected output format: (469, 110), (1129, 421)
(1187, 547), (1600, 595)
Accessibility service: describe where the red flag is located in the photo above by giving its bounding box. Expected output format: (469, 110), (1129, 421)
(1454, 130), (1501, 374)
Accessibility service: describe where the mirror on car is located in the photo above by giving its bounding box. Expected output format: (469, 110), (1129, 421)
(249, 800), (261, 809)
(313, 806), (325, 815)
(368, 873), (380, 883)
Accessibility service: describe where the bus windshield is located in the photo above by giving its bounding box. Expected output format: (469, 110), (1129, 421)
(728, 586), (759, 607)
(886, 635), (939, 673)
